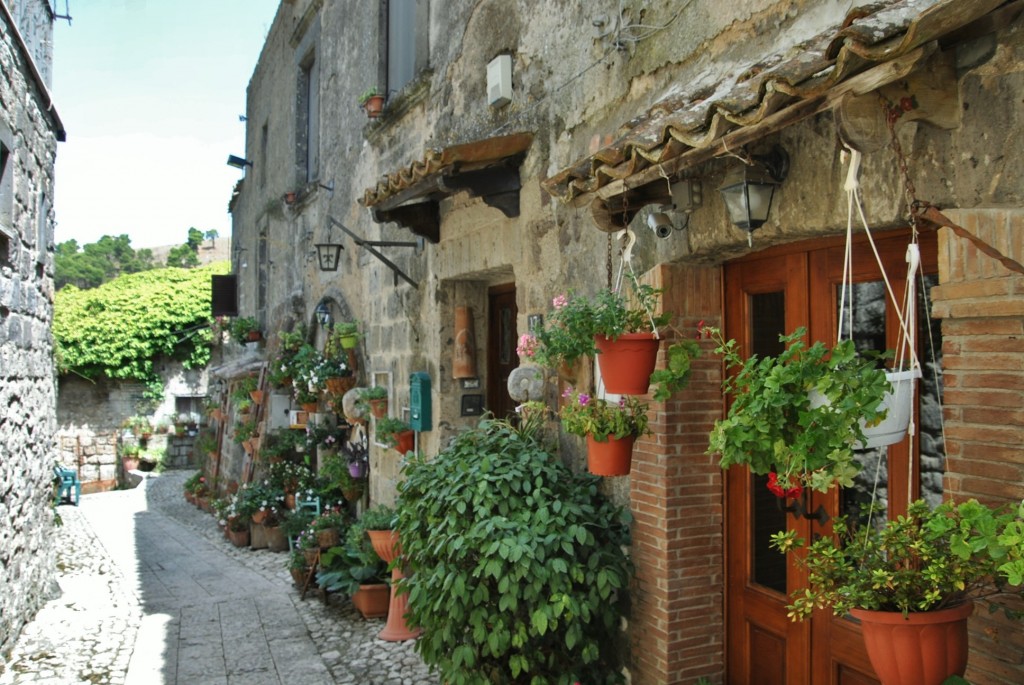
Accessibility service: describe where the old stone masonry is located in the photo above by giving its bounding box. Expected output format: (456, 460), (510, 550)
(0, 471), (436, 685)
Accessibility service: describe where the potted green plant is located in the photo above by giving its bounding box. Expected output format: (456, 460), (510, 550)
(311, 509), (350, 549)
(316, 520), (390, 618)
(268, 325), (307, 388)
(287, 547), (312, 587)
(374, 416), (413, 453)
(396, 416), (633, 682)
(522, 276), (672, 395)
(328, 321), (360, 352)
(358, 87), (384, 118)
(229, 315), (262, 343)
(771, 498), (1024, 685)
(704, 325), (890, 494)
(558, 388), (651, 476)
(358, 386), (388, 418)
(120, 442), (141, 472)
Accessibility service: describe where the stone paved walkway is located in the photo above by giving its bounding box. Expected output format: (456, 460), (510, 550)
(0, 470), (436, 685)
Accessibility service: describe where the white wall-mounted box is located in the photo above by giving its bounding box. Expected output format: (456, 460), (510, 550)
(487, 54), (512, 107)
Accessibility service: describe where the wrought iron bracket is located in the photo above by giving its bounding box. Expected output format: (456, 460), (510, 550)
(327, 216), (421, 289)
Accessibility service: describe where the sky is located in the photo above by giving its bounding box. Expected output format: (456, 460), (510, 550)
(52, 0), (280, 250)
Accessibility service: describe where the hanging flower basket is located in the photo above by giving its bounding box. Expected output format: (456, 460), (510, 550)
(586, 434), (635, 476)
(859, 367), (921, 448)
(325, 376), (356, 395)
(594, 333), (660, 395)
(851, 602), (972, 685)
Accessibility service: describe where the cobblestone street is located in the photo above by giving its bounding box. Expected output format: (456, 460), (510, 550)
(0, 471), (435, 685)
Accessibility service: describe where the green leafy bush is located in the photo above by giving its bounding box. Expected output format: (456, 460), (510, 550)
(316, 520), (389, 595)
(397, 418), (633, 684)
(54, 262), (228, 395)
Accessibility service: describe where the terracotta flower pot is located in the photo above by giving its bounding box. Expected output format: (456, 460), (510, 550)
(227, 528), (250, 547)
(850, 602), (973, 685)
(367, 529), (421, 641)
(352, 583), (390, 619)
(265, 525), (289, 552)
(251, 509), (269, 525)
(369, 399), (388, 419)
(594, 332), (660, 395)
(586, 434), (636, 476)
(363, 94), (385, 118)
(301, 402), (319, 413)
(290, 567), (309, 587)
(394, 430), (415, 455)
(249, 522), (269, 549)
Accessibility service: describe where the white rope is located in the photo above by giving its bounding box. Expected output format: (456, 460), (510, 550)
(613, 228), (661, 338)
(842, 148), (924, 529)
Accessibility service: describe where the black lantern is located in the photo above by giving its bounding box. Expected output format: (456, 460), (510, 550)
(719, 146), (789, 235)
(315, 301), (332, 327)
(314, 242), (344, 271)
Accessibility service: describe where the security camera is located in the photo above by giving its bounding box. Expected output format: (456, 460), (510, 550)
(647, 211), (673, 239)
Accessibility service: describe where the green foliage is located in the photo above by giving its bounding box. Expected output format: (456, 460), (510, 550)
(165, 228), (205, 268)
(358, 386), (388, 400)
(228, 316), (261, 342)
(705, 326), (889, 493)
(559, 388), (650, 440)
(317, 520), (389, 594)
(374, 417), (412, 448)
(358, 87), (380, 104)
(359, 504), (397, 531)
(650, 338), (702, 401)
(525, 277), (669, 369)
(54, 262), (228, 393)
(772, 499), (1024, 620)
(397, 418), (633, 684)
(55, 235), (155, 290)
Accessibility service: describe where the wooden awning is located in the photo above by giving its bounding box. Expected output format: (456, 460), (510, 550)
(359, 133), (533, 242)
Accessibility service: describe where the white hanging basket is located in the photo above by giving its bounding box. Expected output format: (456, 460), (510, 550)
(858, 367), (921, 449)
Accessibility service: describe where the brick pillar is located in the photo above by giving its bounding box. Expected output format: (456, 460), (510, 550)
(629, 263), (725, 684)
(929, 208), (1024, 684)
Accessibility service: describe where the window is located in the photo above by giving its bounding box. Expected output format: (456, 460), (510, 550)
(36, 191), (50, 265)
(297, 53), (319, 183)
(257, 223), (268, 325)
(259, 122), (268, 189)
(386, 0), (429, 95)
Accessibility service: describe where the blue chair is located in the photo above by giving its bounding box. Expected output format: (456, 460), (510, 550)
(288, 494), (322, 551)
(54, 466), (81, 506)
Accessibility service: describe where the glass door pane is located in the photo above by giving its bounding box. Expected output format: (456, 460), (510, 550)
(749, 291), (787, 593)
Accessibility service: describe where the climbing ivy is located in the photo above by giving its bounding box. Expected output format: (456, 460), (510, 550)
(54, 262), (229, 394)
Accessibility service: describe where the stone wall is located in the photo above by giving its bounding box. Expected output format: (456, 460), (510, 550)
(0, 1), (59, 661)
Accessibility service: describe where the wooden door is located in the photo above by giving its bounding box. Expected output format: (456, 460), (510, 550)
(724, 229), (940, 685)
(487, 284), (519, 420)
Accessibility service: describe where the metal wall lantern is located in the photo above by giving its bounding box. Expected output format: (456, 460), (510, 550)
(315, 301), (333, 327)
(719, 145), (789, 242)
(315, 242), (344, 271)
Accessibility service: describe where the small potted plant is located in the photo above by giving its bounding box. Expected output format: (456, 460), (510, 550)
(316, 520), (390, 618)
(374, 416), (414, 454)
(704, 325), (890, 494)
(311, 509), (350, 549)
(229, 315), (262, 343)
(358, 87), (385, 118)
(120, 442), (141, 472)
(771, 498), (1024, 685)
(559, 387), (651, 476)
(328, 321), (360, 351)
(358, 386), (389, 418)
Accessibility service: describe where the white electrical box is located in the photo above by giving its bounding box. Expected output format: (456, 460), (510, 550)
(487, 54), (512, 107)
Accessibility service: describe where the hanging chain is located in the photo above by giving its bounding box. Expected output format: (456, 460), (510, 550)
(606, 231), (614, 289)
(881, 95), (922, 234)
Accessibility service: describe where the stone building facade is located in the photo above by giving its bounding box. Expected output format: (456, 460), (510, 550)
(0, 0), (64, 661)
(228, 1), (1023, 683)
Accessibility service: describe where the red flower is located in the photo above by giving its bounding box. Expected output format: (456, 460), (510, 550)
(766, 471), (802, 499)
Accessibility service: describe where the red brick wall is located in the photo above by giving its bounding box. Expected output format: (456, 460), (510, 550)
(929, 208), (1024, 684)
(629, 263), (725, 684)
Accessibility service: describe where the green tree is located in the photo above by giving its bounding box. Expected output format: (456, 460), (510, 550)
(55, 234), (155, 290)
(204, 229), (219, 247)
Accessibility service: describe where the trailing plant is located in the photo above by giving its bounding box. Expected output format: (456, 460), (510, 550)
(559, 388), (650, 440)
(358, 385), (388, 401)
(650, 337), (702, 402)
(357, 87), (380, 105)
(704, 326), (890, 493)
(230, 376), (259, 404)
(397, 417), (633, 684)
(54, 262), (228, 393)
(325, 321), (359, 358)
(771, 498), (1024, 620)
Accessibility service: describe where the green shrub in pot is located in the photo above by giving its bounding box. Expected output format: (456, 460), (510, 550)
(396, 416), (632, 684)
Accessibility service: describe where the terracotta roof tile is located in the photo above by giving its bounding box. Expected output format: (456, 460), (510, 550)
(542, 0), (1000, 206)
